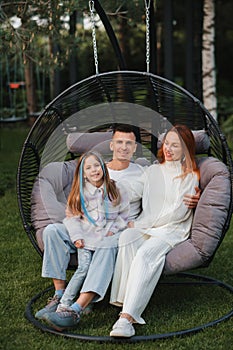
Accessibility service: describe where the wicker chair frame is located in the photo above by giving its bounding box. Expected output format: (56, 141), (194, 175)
(17, 70), (233, 342)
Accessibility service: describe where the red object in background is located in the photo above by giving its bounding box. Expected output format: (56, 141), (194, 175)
(9, 81), (25, 89)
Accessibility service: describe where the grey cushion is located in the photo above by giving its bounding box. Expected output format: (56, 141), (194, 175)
(164, 157), (231, 274)
(31, 160), (77, 250)
(192, 130), (210, 154)
(66, 131), (113, 154)
(67, 130), (210, 155)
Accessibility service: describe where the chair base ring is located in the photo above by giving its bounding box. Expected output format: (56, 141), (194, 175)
(25, 272), (233, 343)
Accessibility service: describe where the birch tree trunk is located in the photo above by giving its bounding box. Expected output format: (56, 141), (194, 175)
(202, 0), (217, 120)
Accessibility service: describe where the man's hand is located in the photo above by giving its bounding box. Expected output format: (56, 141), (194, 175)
(127, 221), (134, 228)
(74, 239), (85, 248)
(183, 186), (201, 209)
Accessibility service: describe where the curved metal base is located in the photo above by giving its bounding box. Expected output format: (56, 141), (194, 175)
(25, 273), (233, 343)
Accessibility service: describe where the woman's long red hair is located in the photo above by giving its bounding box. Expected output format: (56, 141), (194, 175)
(157, 124), (200, 179)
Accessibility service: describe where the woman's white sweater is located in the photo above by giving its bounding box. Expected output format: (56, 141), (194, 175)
(130, 160), (199, 245)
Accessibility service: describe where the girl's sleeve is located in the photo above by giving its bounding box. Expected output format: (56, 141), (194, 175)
(109, 184), (130, 234)
(63, 216), (84, 243)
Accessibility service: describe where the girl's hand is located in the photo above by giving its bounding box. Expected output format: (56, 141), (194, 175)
(105, 231), (114, 237)
(74, 239), (85, 248)
(127, 221), (134, 228)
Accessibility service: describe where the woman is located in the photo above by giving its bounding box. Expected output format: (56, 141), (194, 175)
(110, 124), (200, 337)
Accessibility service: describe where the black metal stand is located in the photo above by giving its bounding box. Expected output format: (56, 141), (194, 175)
(25, 273), (233, 343)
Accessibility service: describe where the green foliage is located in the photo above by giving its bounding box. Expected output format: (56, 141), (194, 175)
(0, 125), (233, 349)
(0, 0), (145, 68)
(1, 0), (233, 113)
(221, 114), (233, 152)
(218, 96), (233, 119)
(0, 1), (82, 69)
(218, 96), (233, 152)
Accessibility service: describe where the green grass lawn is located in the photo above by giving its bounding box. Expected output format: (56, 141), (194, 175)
(0, 124), (233, 350)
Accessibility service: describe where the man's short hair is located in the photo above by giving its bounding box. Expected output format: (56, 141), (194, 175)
(112, 124), (137, 138)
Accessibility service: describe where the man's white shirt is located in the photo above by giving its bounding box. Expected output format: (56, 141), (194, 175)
(108, 162), (145, 220)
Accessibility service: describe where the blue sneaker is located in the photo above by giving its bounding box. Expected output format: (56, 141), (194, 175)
(43, 308), (81, 331)
(83, 303), (94, 315)
(35, 295), (61, 320)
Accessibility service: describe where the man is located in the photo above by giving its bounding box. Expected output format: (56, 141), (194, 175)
(35, 124), (200, 330)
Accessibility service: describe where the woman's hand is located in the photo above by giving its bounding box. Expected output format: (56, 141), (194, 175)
(183, 186), (201, 209)
(127, 221), (134, 228)
(74, 239), (85, 248)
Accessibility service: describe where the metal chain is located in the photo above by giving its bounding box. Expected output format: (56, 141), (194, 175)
(144, 0), (151, 73)
(89, 1), (99, 75)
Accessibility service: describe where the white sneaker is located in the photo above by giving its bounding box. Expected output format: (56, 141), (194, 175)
(110, 317), (135, 338)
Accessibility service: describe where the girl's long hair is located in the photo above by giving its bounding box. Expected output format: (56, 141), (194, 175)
(157, 124), (200, 179)
(67, 151), (121, 220)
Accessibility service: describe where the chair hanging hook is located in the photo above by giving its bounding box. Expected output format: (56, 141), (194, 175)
(89, 0), (99, 75)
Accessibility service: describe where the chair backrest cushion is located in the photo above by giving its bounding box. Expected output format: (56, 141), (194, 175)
(67, 129), (210, 155)
(31, 160), (77, 250)
(66, 131), (113, 155)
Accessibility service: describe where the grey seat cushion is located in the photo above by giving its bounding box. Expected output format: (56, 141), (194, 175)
(164, 157), (231, 274)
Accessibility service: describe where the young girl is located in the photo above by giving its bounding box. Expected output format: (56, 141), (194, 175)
(55, 151), (129, 317)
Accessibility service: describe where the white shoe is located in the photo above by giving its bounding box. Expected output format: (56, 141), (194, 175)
(110, 317), (135, 338)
